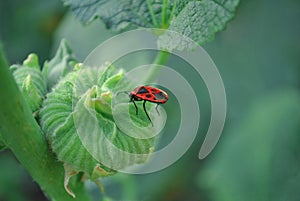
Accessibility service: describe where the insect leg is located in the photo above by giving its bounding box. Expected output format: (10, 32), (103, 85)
(131, 98), (138, 115)
(143, 100), (153, 126)
(155, 104), (160, 115)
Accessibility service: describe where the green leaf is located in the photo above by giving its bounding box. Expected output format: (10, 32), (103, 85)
(63, 0), (239, 47)
(101, 69), (124, 91)
(197, 88), (300, 201)
(42, 39), (77, 90)
(159, 0), (239, 50)
(40, 67), (115, 196)
(62, 0), (175, 31)
(173, 0), (190, 16)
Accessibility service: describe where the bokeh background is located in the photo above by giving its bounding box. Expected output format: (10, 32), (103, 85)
(0, 0), (299, 200)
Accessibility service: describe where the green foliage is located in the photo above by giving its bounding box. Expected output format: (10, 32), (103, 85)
(63, 0), (239, 45)
(0, 42), (92, 201)
(0, 0), (243, 200)
(62, 0), (174, 30)
(198, 89), (300, 201)
(42, 39), (78, 90)
(169, 0), (239, 44)
(2, 38), (159, 198)
(36, 40), (157, 196)
(10, 54), (46, 113)
(1, 0), (299, 200)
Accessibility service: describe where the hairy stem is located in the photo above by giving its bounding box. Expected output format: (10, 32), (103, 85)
(0, 43), (91, 201)
(144, 50), (170, 83)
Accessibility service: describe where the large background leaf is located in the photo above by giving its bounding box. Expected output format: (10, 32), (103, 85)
(63, 0), (239, 45)
(169, 0), (239, 44)
(62, 0), (173, 30)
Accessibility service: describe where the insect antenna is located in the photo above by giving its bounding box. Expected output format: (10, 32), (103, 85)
(117, 91), (139, 115)
(116, 91), (130, 96)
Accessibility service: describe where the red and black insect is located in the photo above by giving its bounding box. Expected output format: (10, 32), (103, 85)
(118, 86), (168, 125)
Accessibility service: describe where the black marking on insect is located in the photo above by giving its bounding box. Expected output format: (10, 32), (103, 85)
(117, 86), (168, 126)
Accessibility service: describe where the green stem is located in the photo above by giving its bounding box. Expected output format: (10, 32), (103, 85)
(146, 0), (159, 27)
(161, 0), (169, 28)
(0, 43), (91, 201)
(144, 50), (170, 83)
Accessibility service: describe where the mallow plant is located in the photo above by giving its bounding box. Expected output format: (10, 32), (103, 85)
(0, 0), (239, 200)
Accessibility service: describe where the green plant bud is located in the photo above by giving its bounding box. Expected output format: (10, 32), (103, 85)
(11, 53), (46, 113)
(42, 39), (77, 91)
(23, 53), (40, 69)
(21, 75), (43, 112)
(40, 64), (158, 197)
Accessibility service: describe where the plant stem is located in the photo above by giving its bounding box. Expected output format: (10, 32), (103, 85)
(0, 43), (91, 201)
(146, 0), (159, 27)
(161, 0), (169, 28)
(144, 50), (170, 83)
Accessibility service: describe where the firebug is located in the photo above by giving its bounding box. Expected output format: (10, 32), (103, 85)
(118, 86), (168, 125)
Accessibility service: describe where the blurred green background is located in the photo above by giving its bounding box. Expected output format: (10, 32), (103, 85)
(0, 0), (299, 201)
